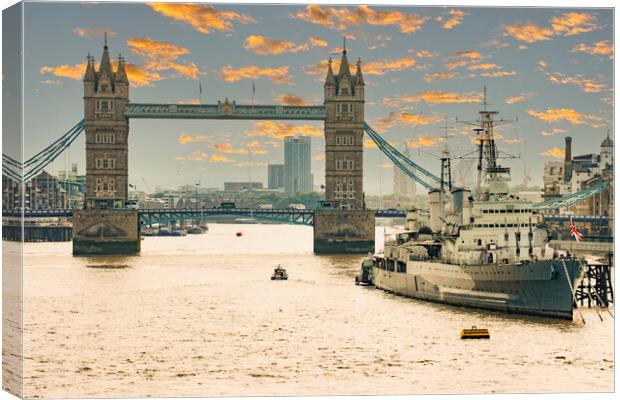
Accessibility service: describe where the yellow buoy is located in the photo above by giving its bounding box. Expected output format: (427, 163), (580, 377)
(460, 326), (490, 339)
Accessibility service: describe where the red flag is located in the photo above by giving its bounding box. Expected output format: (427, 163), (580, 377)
(569, 219), (583, 242)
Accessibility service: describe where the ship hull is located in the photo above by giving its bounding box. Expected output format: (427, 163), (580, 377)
(372, 259), (584, 320)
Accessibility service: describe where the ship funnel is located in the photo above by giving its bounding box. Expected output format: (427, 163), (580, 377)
(429, 189), (442, 232)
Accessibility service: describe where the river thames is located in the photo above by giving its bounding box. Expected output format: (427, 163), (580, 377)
(5, 223), (614, 397)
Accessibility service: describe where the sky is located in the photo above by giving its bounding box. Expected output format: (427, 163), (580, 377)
(9, 2), (614, 194)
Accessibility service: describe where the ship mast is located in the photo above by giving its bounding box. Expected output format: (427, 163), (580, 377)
(457, 86), (518, 200)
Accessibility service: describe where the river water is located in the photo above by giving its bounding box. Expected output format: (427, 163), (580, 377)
(5, 224), (615, 397)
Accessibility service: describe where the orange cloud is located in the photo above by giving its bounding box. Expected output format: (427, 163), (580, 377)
(503, 12), (600, 43)
(219, 65), (290, 84)
(467, 63), (500, 70)
(147, 3), (255, 34)
(305, 55), (415, 78)
(73, 27), (117, 38)
(276, 94), (308, 106)
(550, 12), (600, 36)
(540, 147), (565, 158)
(39, 60), (164, 88)
(244, 35), (327, 55)
(291, 5), (429, 34)
(209, 154), (233, 163)
(40, 63), (86, 80)
(505, 92), (534, 104)
(503, 23), (554, 43)
(363, 139), (378, 149)
(246, 121), (322, 139)
(384, 91), (481, 107)
(448, 50), (482, 60)
(128, 37), (199, 79)
(364, 56), (416, 75)
(405, 135), (440, 149)
(178, 134), (210, 144)
(528, 108), (604, 127)
(423, 72), (455, 82)
(480, 70), (516, 77)
(546, 72), (608, 93)
(571, 40), (613, 60)
(313, 154), (326, 160)
(376, 112), (443, 130)
(444, 60), (468, 70)
(538, 60), (548, 72)
(442, 9), (467, 30)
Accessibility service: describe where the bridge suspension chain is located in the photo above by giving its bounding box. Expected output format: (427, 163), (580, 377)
(532, 181), (610, 210)
(364, 122), (443, 190)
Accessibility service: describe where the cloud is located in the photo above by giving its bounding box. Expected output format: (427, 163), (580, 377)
(245, 121), (322, 139)
(415, 50), (439, 58)
(209, 154), (233, 163)
(211, 142), (268, 155)
(478, 39), (509, 49)
(176, 150), (208, 161)
(527, 108), (604, 127)
(128, 37), (200, 79)
(537, 60), (548, 72)
(40, 63), (87, 80)
(177, 98), (201, 105)
(276, 94), (308, 106)
(178, 134), (210, 144)
(546, 72), (608, 93)
(291, 5), (429, 34)
(571, 40), (613, 60)
(244, 35), (327, 55)
(442, 9), (467, 30)
(423, 72), (456, 82)
(448, 50), (482, 60)
(384, 91), (481, 107)
(405, 135), (441, 148)
(305, 55), (415, 78)
(467, 63), (500, 70)
(233, 161), (268, 168)
(147, 3), (255, 34)
(504, 138), (523, 144)
(550, 12), (600, 36)
(503, 12), (601, 43)
(363, 139), (378, 149)
(219, 65), (290, 84)
(540, 147), (565, 158)
(480, 70), (516, 77)
(541, 128), (565, 136)
(502, 23), (554, 43)
(313, 154), (326, 160)
(377, 112), (443, 130)
(73, 27), (117, 38)
(505, 92), (534, 104)
(40, 79), (62, 86)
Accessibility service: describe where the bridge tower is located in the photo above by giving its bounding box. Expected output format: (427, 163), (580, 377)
(83, 34), (130, 209)
(73, 35), (139, 255)
(314, 43), (375, 254)
(324, 44), (365, 210)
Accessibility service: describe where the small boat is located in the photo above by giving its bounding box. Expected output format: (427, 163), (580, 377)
(460, 326), (490, 339)
(186, 226), (204, 234)
(236, 232), (243, 237)
(271, 265), (288, 280)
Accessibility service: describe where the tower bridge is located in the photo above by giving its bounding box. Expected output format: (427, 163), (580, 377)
(72, 37), (371, 254)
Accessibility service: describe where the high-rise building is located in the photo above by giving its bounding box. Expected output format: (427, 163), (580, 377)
(284, 136), (311, 195)
(393, 147), (417, 197)
(267, 164), (284, 189)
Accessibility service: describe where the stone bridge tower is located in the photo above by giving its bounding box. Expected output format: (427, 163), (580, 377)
(83, 34), (129, 209)
(324, 45), (365, 210)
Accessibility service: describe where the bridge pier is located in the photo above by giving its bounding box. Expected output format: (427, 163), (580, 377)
(72, 209), (140, 255)
(313, 209), (375, 254)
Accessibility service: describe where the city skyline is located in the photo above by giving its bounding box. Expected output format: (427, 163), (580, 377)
(7, 2), (614, 194)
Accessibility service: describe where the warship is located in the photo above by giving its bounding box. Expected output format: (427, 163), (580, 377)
(359, 95), (585, 320)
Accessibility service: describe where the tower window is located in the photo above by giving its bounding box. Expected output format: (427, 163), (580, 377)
(337, 103), (352, 113)
(341, 87), (349, 95)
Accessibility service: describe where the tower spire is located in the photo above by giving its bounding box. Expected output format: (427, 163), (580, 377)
(104, 31), (108, 48)
(343, 36), (347, 54)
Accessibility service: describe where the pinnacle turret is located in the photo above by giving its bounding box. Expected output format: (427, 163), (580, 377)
(324, 57), (336, 87)
(83, 53), (95, 82)
(115, 54), (129, 84)
(355, 57), (364, 86)
(97, 33), (115, 87)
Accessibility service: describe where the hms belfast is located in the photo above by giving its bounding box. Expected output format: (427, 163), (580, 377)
(359, 96), (586, 320)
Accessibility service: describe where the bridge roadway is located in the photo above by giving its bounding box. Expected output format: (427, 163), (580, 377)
(3, 208), (407, 227)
